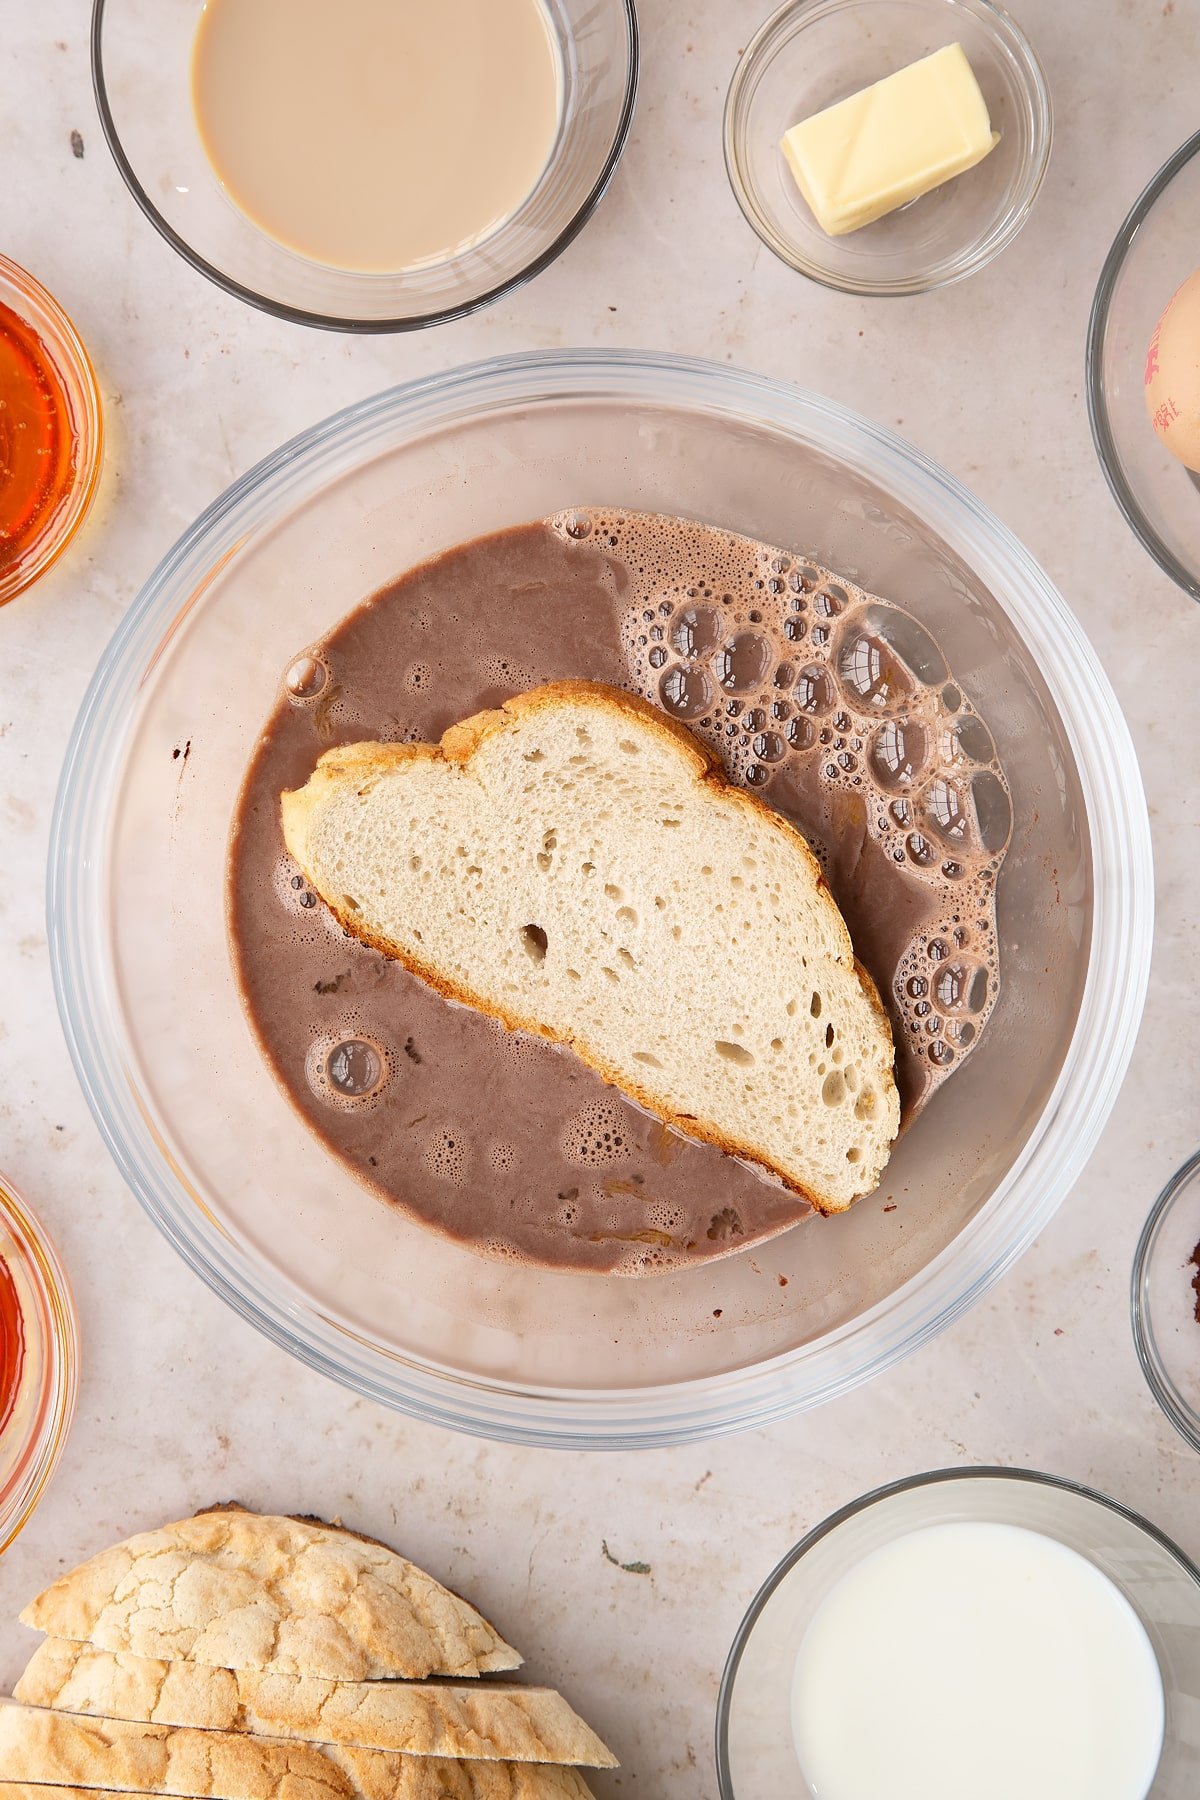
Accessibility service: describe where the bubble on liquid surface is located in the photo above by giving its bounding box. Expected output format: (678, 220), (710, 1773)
(327, 1038), (384, 1097)
(794, 664), (837, 716)
(870, 719), (926, 790)
(659, 664), (713, 721)
(860, 603), (948, 685)
(285, 655), (328, 700)
(670, 604), (722, 661)
(714, 631), (772, 692)
(971, 770), (1013, 853)
(950, 712), (995, 764)
(838, 633), (913, 711)
(923, 776), (970, 844)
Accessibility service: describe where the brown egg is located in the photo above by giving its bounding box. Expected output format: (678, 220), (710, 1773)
(1145, 268), (1200, 472)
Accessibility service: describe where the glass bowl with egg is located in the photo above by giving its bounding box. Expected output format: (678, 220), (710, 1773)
(48, 349), (1150, 1448)
(717, 1467), (1200, 1798)
(1132, 1149), (1200, 1458)
(0, 1175), (78, 1552)
(724, 0), (1051, 296)
(90, 0), (638, 331)
(1088, 128), (1200, 603)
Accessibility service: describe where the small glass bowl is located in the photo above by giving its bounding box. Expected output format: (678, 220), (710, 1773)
(1132, 1150), (1200, 1457)
(91, 0), (638, 333)
(0, 1174), (79, 1553)
(717, 1467), (1200, 1797)
(0, 256), (103, 608)
(724, 0), (1052, 296)
(1088, 130), (1200, 604)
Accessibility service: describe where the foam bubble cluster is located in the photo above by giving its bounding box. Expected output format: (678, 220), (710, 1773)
(551, 507), (1011, 1102)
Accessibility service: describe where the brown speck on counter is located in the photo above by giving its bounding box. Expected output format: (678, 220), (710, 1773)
(712, 1308), (722, 1318)
(883, 1202), (898, 1213)
(70, 130), (84, 158)
(602, 1540), (651, 1576)
(1190, 1239), (1200, 1323)
(777, 1273), (788, 1287)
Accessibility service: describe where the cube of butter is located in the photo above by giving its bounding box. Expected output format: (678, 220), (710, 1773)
(780, 43), (998, 238)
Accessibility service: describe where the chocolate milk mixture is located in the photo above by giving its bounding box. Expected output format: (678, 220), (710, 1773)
(228, 511), (1010, 1274)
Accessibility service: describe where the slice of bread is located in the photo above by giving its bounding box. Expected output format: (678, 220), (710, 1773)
(281, 682), (898, 1211)
(0, 1708), (594, 1800)
(14, 1643), (615, 1768)
(19, 1512), (520, 1682)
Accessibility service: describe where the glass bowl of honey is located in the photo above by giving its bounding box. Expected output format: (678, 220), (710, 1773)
(0, 256), (103, 608)
(0, 1174), (79, 1552)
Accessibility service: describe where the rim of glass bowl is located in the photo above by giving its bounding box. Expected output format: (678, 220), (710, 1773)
(1131, 1147), (1200, 1457)
(47, 349), (1152, 1451)
(0, 1175), (80, 1554)
(89, 0), (639, 335)
(1087, 128), (1200, 604)
(722, 0), (1053, 298)
(714, 1465), (1200, 1796)
(0, 254), (104, 607)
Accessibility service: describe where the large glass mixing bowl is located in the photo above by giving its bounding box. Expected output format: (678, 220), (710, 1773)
(48, 351), (1152, 1449)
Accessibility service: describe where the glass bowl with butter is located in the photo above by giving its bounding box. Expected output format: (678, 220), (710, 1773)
(724, 0), (1052, 297)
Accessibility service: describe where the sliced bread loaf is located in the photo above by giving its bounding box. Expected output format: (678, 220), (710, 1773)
(14, 1642), (615, 1768)
(281, 682), (898, 1211)
(19, 1512), (519, 1681)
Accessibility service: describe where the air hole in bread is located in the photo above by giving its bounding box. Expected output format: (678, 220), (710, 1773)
(654, 896), (667, 910)
(521, 924), (548, 964)
(575, 727), (592, 745)
(604, 883), (623, 902)
(617, 948), (636, 971)
(825, 1022), (835, 1048)
(846, 1147), (862, 1164)
(523, 748), (545, 763)
(602, 967), (620, 984)
(810, 991), (822, 1018)
(715, 1040), (755, 1067)
(536, 853), (552, 872)
(662, 818), (681, 828)
(822, 1069), (846, 1107)
(616, 905), (638, 925)
(409, 855), (422, 871)
(770, 1037), (784, 1051)
(786, 998), (797, 1017)
(343, 894), (361, 912)
(582, 860), (595, 875)
(633, 1051), (663, 1068)
(618, 739), (639, 754)
(856, 1089), (877, 1120)
(567, 967), (581, 981)
(701, 864), (714, 876)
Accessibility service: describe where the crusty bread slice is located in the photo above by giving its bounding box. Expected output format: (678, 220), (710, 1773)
(0, 1709), (593, 1800)
(281, 682), (898, 1211)
(19, 1512), (519, 1682)
(14, 1643), (614, 1769)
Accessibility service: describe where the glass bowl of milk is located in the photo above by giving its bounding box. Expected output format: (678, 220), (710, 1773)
(717, 1467), (1200, 1799)
(91, 0), (638, 331)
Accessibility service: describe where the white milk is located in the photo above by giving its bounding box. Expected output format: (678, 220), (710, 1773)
(790, 1521), (1165, 1800)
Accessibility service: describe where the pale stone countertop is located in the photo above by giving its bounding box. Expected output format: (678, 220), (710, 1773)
(3, 1), (1199, 1792)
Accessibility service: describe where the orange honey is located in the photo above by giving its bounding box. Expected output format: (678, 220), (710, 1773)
(0, 296), (79, 591)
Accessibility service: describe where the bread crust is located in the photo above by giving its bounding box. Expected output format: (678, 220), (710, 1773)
(281, 681), (898, 1215)
(19, 1513), (520, 1682)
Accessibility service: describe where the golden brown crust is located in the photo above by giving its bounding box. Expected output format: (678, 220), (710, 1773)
(281, 682), (897, 1214)
(19, 1513), (520, 1681)
(13, 1643), (616, 1769)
